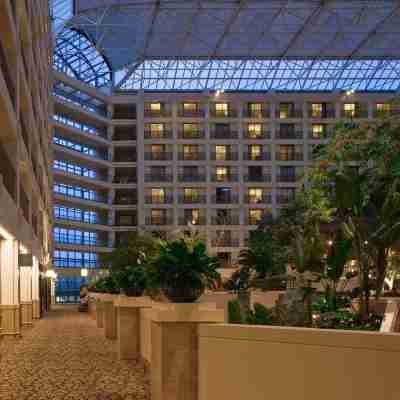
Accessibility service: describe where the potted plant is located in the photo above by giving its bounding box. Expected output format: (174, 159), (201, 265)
(149, 238), (220, 303)
(112, 265), (147, 297)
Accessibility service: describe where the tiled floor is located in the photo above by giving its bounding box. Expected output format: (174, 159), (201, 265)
(0, 306), (150, 400)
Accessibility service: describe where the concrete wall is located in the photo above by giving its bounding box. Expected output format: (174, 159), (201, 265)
(198, 324), (400, 400)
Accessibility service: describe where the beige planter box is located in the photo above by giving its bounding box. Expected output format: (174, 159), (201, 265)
(151, 303), (224, 400)
(115, 296), (152, 360)
(103, 294), (119, 340)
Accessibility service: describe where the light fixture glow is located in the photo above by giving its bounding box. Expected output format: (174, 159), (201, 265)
(0, 225), (14, 240)
(81, 268), (88, 277)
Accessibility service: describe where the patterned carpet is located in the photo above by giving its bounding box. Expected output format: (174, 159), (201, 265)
(0, 305), (150, 400)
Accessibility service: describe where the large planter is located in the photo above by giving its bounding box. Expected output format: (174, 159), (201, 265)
(163, 286), (204, 303)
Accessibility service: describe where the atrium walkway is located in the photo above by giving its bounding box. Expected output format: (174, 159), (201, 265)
(0, 306), (150, 400)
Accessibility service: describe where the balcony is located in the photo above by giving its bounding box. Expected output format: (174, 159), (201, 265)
(54, 214), (109, 226)
(178, 109), (205, 118)
(145, 173), (173, 183)
(178, 217), (206, 226)
(144, 130), (173, 139)
(210, 130), (238, 140)
(113, 152), (137, 163)
(178, 195), (207, 204)
(177, 130), (205, 139)
(276, 109), (303, 119)
(211, 195), (239, 204)
(55, 238), (110, 248)
(113, 176), (136, 184)
(277, 194), (295, 204)
(144, 109), (171, 118)
(211, 216), (240, 226)
(276, 174), (300, 183)
(115, 216), (137, 226)
(210, 152), (238, 161)
(275, 130), (303, 140)
(211, 174), (238, 183)
(276, 152), (303, 161)
(178, 174), (206, 183)
(243, 130), (270, 140)
(242, 109), (270, 119)
(244, 174), (271, 183)
(145, 217), (173, 226)
(144, 152), (173, 161)
(145, 195), (173, 204)
(246, 217), (264, 226)
(114, 196), (137, 205)
(308, 109), (336, 119)
(210, 109), (237, 118)
(244, 194), (272, 204)
(178, 152), (206, 161)
(211, 238), (240, 247)
(113, 104), (136, 119)
(113, 128), (136, 141)
(243, 152), (271, 161)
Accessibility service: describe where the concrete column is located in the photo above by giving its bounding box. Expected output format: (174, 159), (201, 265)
(20, 266), (33, 326)
(32, 256), (40, 319)
(116, 296), (152, 360)
(0, 238), (20, 335)
(151, 304), (224, 400)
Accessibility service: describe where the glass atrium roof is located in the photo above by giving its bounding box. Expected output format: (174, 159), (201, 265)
(51, 0), (400, 91)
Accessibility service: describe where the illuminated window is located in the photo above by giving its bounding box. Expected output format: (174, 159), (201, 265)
(184, 188), (199, 201)
(215, 103), (228, 117)
(279, 103), (291, 119)
(311, 103), (323, 118)
(248, 103), (262, 118)
(311, 124), (324, 139)
(150, 123), (164, 138)
(248, 188), (263, 203)
(247, 123), (262, 139)
(186, 209), (200, 225)
(151, 188), (165, 203)
(376, 103), (391, 115)
(248, 209), (263, 225)
(183, 145), (198, 160)
(150, 102), (161, 113)
(151, 209), (165, 224)
(343, 103), (355, 117)
(183, 103), (197, 113)
(215, 145), (227, 161)
(249, 145), (262, 160)
(151, 144), (164, 160)
(216, 167), (228, 181)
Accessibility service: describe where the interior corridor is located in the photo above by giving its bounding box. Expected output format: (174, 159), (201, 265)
(0, 306), (150, 400)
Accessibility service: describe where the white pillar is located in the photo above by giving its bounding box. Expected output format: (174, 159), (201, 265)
(20, 265), (33, 326)
(32, 256), (40, 318)
(0, 238), (20, 335)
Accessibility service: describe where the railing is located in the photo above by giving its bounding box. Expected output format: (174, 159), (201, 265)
(113, 129), (137, 141)
(113, 105), (136, 119)
(54, 215), (109, 226)
(145, 195), (174, 204)
(243, 152), (271, 161)
(53, 114), (108, 139)
(144, 152), (173, 161)
(145, 174), (173, 182)
(54, 190), (109, 204)
(244, 194), (272, 204)
(145, 217), (173, 226)
(210, 109), (237, 118)
(276, 109), (303, 119)
(144, 109), (172, 118)
(115, 218), (137, 226)
(177, 130), (205, 139)
(308, 109), (336, 119)
(275, 130), (303, 139)
(211, 238), (240, 247)
(178, 217), (207, 226)
(178, 195), (207, 204)
(178, 109), (205, 118)
(113, 176), (137, 184)
(55, 237), (110, 247)
(210, 174), (238, 182)
(144, 130), (173, 139)
(211, 216), (240, 225)
(113, 196), (137, 205)
(275, 152), (303, 161)
(113, 154), (137, 162)
(178, 152), (206, 161)
(210, 152), (238, 161)
(341, 109), (368, 118)
(244, 174), (271, 183)
(243, 130), (270, 139)
(211, 195), (239, 204)
(178, 174), (206, 182)
(277, 194), (295, 204)
(276, 174), (300, 183)
(54, 135), (109, 161)
(242, 109), (270, 118)
(210, 130), (238, 140)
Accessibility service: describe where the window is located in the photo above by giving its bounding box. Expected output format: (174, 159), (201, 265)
(216, 167), (228, 182)
(215, 103), (228, 117)
(279, 103), (292, 119)
(216, 187), (231, 202)
(151, 188), (165, 203)
(151, 144), (164, 160)
(215, 145), (227, 161)
(185, 209), (200, 225)
(151, 209), (165, 224)
(376, 103), (391, 115)
(184, 188), (199, 201)
(150, 102), (161, 113)
(53, 250), (98, 268)
(311, 124), (324, 139)
(183, 102), (197, 112)
(248, 103), (262, 118)
(247, 123), (262, 139)
(249, 145), (262, 161)
(278, 145), (295, 161)
(183, 123), (199, 138)
(343, 103), (355, 117)
(183, 145), (198, 160)
(150, 123), (164, 138)
(248, 209), (263, 225)
(54, 227), (98, 246)
(54, 206), (98, 224)
(248, 188), (263, 203)
(311, 103), (323, 118)
(54, 137), (98, 158)
(54, 183), (101, 202)
(54, 160), (97, 179)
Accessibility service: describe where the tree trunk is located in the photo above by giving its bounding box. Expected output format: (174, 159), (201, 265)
(375, 246), (388, 299)
(237, 289), (251, 318)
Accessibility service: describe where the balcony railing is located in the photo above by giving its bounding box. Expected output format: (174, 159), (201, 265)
(210, 152), (238, 161)
(276, 174), (300, 183)
(113, 154), (137, 163)
(113, 176), (137, 184)
(276, 109), (303, 119)
(246, 217), (264, 226)
(144, 130), (173, 139)
(54, 215), (109, 226)
(243, 152), (271, 161)
(211, 195), (239, 204)
(178, 217), (206, 226)
(115, 218), (137, 226)
(210, 130), (238, 140)
(114, 196), (137, 205)
(276, 152), (304, 161)
(308, 110), (336, 119)
(178, 195), (207, 204)
(243, 130), (270, 139)
(244, 194), (272, 204)
(145, 217), (173, 226)
(341, 109), (368, 119)
(178, 174), (206, 182)
(145, 195), (173, 204)
(144, 152), (173, 161)
(242, 109), (270, 118)
(144, 109), (172, 118)
(177, 130), (205, 139)
(244, 174), (271, 183)
(277, 194), (295, 204)
(211, 216), (240, 226)
(211, 238), (240, 247)
(55, 238), (110, 247)
(178, 152), (206, 161)
(113, 131), (137, 141)
(145, 174), (173, 182)
(210, 109), (237, 118)
(211, 174), (238, 183)
(178, 109), (205, 118)
(275, 130), (303, 140)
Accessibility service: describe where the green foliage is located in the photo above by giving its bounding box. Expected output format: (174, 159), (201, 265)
(148, 238), (220, 293)
(315, 310), (382, 331)
(93, 276), (119, 294)
(245, 303), (274, 325)
(112, 265), (147, 297)
(228, 299), (242, 323)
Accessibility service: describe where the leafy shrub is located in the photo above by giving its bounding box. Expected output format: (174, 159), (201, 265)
(246, 303), (274, 325)
(112, 265), (147, 297)
(228, 299), (242, 323)
(93, 276), (119, 294)
(315, 310), (382, 331)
